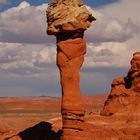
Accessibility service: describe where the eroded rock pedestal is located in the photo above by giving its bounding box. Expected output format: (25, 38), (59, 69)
(101, 52), (140, 116)
(57, 34), (86, 140)
(47, 0), (95, 139)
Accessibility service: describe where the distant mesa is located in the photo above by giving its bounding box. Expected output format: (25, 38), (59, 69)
(101, 52), (140, 116)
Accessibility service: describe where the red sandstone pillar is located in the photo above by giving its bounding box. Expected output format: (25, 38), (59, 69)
(56, 33), (86, 139)
(47, 0), (95, 139)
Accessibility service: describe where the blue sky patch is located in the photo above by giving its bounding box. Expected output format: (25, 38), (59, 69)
(0, 0), (119, 12)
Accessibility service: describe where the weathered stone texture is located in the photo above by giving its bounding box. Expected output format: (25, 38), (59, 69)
(47, 0), (95, 139)
(47, 0), (95, 35)
(101, 52), (140, 116)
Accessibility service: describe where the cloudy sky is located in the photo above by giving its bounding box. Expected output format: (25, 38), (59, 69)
(0, 0), (139, 97)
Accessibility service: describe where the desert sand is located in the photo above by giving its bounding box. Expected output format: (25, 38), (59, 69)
(0, 94), (107, 140)
(0, 92), (140, 140)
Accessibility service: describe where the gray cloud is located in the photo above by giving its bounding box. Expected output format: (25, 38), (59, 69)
(84, 42), (133, 69)
(85, 7), (140, 43)
(0, 41), (132, 77)
(0, 2), (139, 44)
(0, 2), (56, 44)
(0, 0), (140, 97)
(0, 43), (56, 76)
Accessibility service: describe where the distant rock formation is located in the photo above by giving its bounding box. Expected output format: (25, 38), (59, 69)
(47, 0), (95, 139)
(101, 52), (140, 116)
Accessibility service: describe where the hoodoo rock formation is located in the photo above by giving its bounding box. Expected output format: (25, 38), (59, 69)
(47, 0), (95, 139)
(101, 52), (140, 116)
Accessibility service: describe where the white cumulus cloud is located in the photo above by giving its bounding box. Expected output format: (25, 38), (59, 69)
(0, 2), (52, 44)
(84, 42), (131, 68)
(0, 0), (140, 96)
(86, 6), (140, 43)
(0, 42), (56, 76)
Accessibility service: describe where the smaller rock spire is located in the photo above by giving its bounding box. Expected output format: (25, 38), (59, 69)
(101, 52), (140, 116)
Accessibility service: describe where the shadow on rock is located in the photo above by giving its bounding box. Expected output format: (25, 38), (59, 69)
(5, 121), (62, 140)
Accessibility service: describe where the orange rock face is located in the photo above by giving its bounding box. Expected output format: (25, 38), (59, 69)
(47, 0), (95, 139)
(57, 35), (86, 140)
(101, 52), (140, 116)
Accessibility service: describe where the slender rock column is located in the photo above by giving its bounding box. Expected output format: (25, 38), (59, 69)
(47, 0), (95, 139)
(56, 33), (86, 140)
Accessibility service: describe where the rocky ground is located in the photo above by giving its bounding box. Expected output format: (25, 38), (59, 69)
(0, 92), (140, 140)
(0, 94), (107, 140)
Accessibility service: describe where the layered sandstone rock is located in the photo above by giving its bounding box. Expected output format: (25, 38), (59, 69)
(47, 0), (95, 139)
(101, 52), (140, 116)
(47, 0), (95, 35)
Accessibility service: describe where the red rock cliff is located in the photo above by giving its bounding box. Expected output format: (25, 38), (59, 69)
(101, 52), (140, 116)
